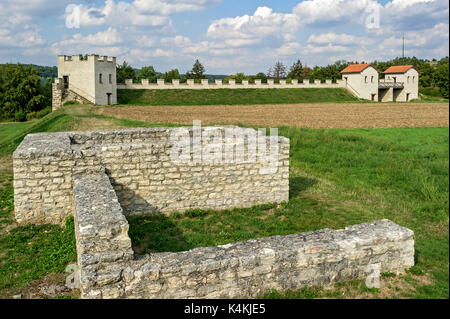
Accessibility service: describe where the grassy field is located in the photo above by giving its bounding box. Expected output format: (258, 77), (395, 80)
(0, 104), (448, 299)
(117, 88), (360, 105)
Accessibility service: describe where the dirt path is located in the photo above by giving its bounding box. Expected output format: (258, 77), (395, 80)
(63, 104), (127, 131)
(94, 102), (449, 128)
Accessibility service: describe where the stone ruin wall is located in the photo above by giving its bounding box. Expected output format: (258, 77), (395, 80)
(13, 127), (415, 299)
(74, 174), (415, 299)
(13, 127), (289, 225)
(117, 78), (346, 90)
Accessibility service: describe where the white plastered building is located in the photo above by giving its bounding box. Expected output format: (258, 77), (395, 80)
(52, 54), (117, 110)
(341, 64), (419, 102)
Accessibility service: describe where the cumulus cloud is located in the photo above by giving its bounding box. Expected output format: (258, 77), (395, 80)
(0, 28), (45, 48)
(50, 27), (126, 56)
(64, 0), (222, 27)
(133, 0), (222, 15)
(293, 0), (381, 25)
(303, 43), (350, 54)
(160, 35), (192, 47)
(378, 23), (449, 54)
(274, 42), (302, 56)
(381, 0), (449, 30)
(207, 6), (300, 46)
(307, 33), (376, 49)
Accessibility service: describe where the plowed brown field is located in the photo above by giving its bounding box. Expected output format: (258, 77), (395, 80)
(94, 102), (449, 128)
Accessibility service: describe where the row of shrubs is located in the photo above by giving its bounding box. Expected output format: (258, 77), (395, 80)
(13, 107), (52, 122)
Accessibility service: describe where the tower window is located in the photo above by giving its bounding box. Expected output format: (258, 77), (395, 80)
(109, 74), (112, 84)
(99, 74), (103, 84)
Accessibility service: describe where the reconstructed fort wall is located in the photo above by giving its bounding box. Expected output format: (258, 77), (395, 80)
(13, 127), (289, 225)
(117, 79), (346, 90)
(73, 173), (415, 299)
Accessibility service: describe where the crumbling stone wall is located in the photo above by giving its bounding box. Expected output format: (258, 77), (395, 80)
(74, 173), (415, 299)
(13, 127), (289, 225)
(52, 78), (64, 111)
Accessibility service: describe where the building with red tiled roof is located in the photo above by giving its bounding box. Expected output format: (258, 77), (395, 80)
(340, 64), (372, 74)
(340, 64), (379, 101)
(338, 63), (419, 102)
(381, 65), (419, 101)
(383, 65), (415, 74)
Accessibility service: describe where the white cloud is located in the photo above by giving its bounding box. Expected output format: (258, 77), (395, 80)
(381, 0), (449, 30)
(307, 33), (371, 46)
(65, 0), (171, 27)
(50, 27), (127, 57)
(206, 6), (300, 46)
(386, 0), (434, 10)
(0, 28), (45, 48)
(303, 43), (350, 54)
(53, 27), (123, 47)
(160, 35), (191, 47)
(136, 35), (158, 47)
(133, 0), (222, 15)
(64, 0), (222, 27)
(293, 0), (380, 25)
(377, 23), (449, 55)
(275, 42), (302, 56)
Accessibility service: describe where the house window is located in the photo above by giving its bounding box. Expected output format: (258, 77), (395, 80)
(109, 74), (112, 84)
(365, 76), (368, 83)
(412, 76), (415, 83)
(99, 74), (103, 84)
(407, 76), (410, 83)
(371, 76), (374, 83)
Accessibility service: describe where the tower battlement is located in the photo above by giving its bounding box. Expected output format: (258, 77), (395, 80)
(58, 54), (116, 64)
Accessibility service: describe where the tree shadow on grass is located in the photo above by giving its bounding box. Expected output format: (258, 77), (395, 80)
(289, 176), (319, 200)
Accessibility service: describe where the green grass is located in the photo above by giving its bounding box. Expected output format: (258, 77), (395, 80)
(127, 126), (449, 298)
(117, 88), (360, 105)
(0, 106), (448, 298)
(0, 111), (77, 156)
(0, 217), (77, 292)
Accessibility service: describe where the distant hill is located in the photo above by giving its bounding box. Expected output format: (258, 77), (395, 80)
(0, 64), (58, 79)
(1, 63), (229, 83)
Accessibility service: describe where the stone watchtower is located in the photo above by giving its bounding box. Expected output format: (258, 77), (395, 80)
(52, 54), (117, 110)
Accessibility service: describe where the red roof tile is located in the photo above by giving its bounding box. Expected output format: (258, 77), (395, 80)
(340, 64), (371, 73)
(383, 65), (414, 74)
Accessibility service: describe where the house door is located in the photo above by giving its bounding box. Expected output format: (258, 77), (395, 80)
(63, 76), (69, 89)
(371, 94), (376, 101)
(107, 93), (112, 105)
(406, 93), (410, 102)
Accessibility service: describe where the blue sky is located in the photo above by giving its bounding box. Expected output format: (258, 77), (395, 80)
(0, 0), (448, 74)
